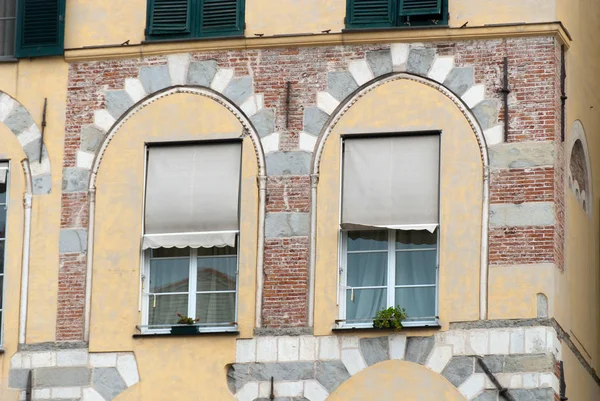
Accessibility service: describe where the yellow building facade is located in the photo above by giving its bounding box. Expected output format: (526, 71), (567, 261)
(0, 0), (597, 400)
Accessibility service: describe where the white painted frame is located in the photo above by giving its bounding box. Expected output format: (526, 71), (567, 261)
(0, 160), (9, 345)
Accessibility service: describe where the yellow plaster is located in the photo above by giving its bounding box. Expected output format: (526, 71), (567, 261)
(561, 345), (600, 401)
(327, 359), (467, 401)
(90, 92), (258, 352)
(314, 78), (483, 336)
(450, 0), (556, 27)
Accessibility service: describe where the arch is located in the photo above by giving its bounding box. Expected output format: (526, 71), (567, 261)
(567, 120), (593, 217)
(0, 91), (52, 195)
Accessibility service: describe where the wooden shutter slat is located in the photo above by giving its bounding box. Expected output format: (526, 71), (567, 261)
(16, 0), (65, 58)
(148, 0), (191, 34)
(200, 0), (243, 35)
(398, 0), (442, 16)
(346, 0), (394, 28)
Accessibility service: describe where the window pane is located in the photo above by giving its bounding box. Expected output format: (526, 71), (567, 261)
(0, 208), (6, 238)
(0, 182), (6, 204)
(347, 230), (387, 251)
(395, 287), (436, 320)
(196, 292), (235, 324)
(396, 229), (437, 250)
(396, 250), (436, 285)
(0, 274), (3, 309)
(148, 294), (189, 326)
(149, 257), (189, 293)
(151, 247), (190, 258)
(346, 288), (387, 323)
(346, 252), (387, 287)
(197, 256), (237, 291)
(197, 246), (236, 256)
(0, 240), (4, 273)
(0, 18), (15, 57)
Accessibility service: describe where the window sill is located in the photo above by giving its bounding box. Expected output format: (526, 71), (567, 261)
(333, 320), (441, 332)
(0, 57), (18, 63)
(133, 330), (239, 338)
(142, 35), (245, 45)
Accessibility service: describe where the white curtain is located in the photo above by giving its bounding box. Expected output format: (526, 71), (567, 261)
(196, 254), (237, 324)
(148, 255), (190, 326)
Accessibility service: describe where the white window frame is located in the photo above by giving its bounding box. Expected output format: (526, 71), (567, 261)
(140, 245), (239, 334)
(0, 160), (9, 344)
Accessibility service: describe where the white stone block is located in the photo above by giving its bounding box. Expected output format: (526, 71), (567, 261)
(341, 348), (367, 376)
(17, 124), (41, 147)
(52, 386), (82, 398)
(317, 91), (339, 115)
(484, 125), (504, 146)
(240, 94), (264, 117)
(31, 352), (56, 368)
(389, 334), (407, 360)
(256, 336), (278, 362)
(348, 59), (374, 86)
(547, 328), (561, 359)
(0, 93), (15, 122)
(83, 388), (105, 401)
(391, 43), (410, 71)
(525, 327), (547, 353)
(318, 336), (340, 360)
(278, 336), (300, 362)
(509, 329), (525, 354)
(125, 78), (147, 103)
(94, 109), (116, 132)
(11, 353), (22, 369)
(522, 373), (538, 388)
(236, 339), (256, 363)
(261, 132), (279, 154)
(30, 157), (51, 176)
(440, 331), (467, 355)
(509, 374), (523, 388)
(340, 336), (359, 349)
(469, 331), (489, 355)
(494, 373), (512, 389)
(489, 330), (510, 355)
(21, 355), (31, 369)
(540, 372), (559, 393)
(258, 381), (270, 398)
(211, 69), (234, 92)
(167, 53), (190, 86)
(428, 56), (454, 83)
(299, 335), (317, 361)
(275, 381), (303, 397)
(76, 151), (95, 169)
(299, 132), (317, 152)
(90, 353), (117, 368)
(19, 391), (26, 401)
(236, 382), (259, 401)
(33, 388), (50, 399)
(304, 380), (329, 401)
(56, 350), (88, 367)
(462, 84), (485, 108)
(117, 353), (140, 387)
(458, 373), (485, 399)
(426, 345), (453, 373)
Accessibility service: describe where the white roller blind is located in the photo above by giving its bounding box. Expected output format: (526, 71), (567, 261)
(0, 162), (8, 185)
(342, 135), (440, 232)
(143, 142), (241, 249)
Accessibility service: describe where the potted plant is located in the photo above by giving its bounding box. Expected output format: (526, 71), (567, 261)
(171, 313), (200, 335)
(373, 306), (407, 330)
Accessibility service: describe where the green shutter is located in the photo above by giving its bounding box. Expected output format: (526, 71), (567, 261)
(398, 0), (442, 16)
(147, 0), (191, 36)
(199, 0), (244, 37)
(346, 0), (394, 29)
(15, 0), (66, 58)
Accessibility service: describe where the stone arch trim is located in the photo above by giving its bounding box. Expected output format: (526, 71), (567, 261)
(566, 120), (593, 217)
(229, 325), (561, 401)
(0, 91), (52, 194)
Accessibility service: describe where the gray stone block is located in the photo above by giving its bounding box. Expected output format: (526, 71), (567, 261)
(406, 48), (436, 76)
(537, 294), (548, 319)
(62, 167), (90, 193)
(59, 229), (88, 254)
(265, 212), (309, 238)
(489, 202), (555, 227)
(93, 367), (127, 401)
(187, 60), (218, 86)
(251, 109), (276, 137)
(404, 336), (434, 365)
(139, 65), (171, 95)
(366, 50), (393, 78)
(359, 337), (389, 366)
(4, 104), (34, 135)
(33, 174), (52, 195)
(227, 363), (250, 392)
(508, 388), (553, 401)
(489, 142), (555, 169)
(328, 71), (358, 102)
(442, 356), (474, 387)
(248, 362), (315, 381)
(316, 361), (350, 393)
(34, 367), (90, 388)
(443, 67), (475, 96)
(472, 99), (499, 130)
(303, 106), (329, 136)
(8, 369), (30, 389)
(265, 151), (311, 176)
(475, 355), (504, 374)
(81, 125), (107, 153)
(105, 90), (134, 119)
(223, 76), (253, 105)
(503, 354), (553, 373)
(22, 137), (42, 162)
(473, 390), (499, 401)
